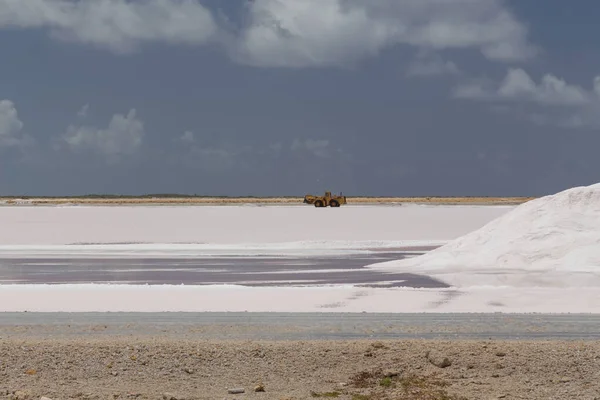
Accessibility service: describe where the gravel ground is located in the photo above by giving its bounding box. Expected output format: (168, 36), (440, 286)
(1, 337), (600, 400)
(2, 314), (600, 399)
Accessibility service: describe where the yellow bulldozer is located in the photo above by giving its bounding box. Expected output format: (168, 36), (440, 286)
(303, 191), (347, 207)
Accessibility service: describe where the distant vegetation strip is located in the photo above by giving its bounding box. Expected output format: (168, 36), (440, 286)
(0, 195), (534, 205)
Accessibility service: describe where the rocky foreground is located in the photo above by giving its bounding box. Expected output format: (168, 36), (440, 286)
(1, 338), (599, 400)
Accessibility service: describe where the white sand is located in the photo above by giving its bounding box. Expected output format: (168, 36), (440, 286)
(368, 183), (600, 290)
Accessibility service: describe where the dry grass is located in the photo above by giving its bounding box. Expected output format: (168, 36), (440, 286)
(351, 196), (533, 205)
(345, 369), (466, 400)
(310, 390), (342, 398)
(0, 196), (534, 206)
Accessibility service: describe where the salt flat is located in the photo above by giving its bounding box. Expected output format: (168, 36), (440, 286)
(2, 284), (600, 313)
(0, 197), (598, 314)
(0, 204), (511, 246)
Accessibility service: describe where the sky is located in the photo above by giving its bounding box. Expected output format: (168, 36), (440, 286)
(1, 0), (600, 197)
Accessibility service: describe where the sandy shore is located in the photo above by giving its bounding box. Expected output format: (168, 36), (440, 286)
(1, 336), (599, 400)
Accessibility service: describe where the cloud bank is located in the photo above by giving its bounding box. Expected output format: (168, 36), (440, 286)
(0, 0), (537, 66)
(0, 0), (218, 53)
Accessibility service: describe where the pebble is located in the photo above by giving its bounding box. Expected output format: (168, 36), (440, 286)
(13, 390), (30, 400)
(254, 384), (265, 392)
(426, 350), (452, 368)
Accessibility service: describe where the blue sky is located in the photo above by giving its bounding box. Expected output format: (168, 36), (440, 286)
(1, 0), (600, 196)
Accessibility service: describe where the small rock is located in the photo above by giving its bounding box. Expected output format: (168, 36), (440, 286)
(227, 388), (245, 394)
(426, 350), (452, 368)
(559, 377), (571, 383)
(497, 395), (507, 399)
(254, 384), (265, 392)
(384, 371), (399, 378)
(495, 351), (506, 357)
(184, 368), (194, 374)
(162, 393), (178, 400)
(13, 391), (30, 400)
(40, 397), (53, 400)
(111, 371), (119, 376)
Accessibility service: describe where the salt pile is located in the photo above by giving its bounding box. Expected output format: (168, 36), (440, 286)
(368, 183), (600, 288)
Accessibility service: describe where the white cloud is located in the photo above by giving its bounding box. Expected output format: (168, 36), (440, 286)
(452, 80), (492, 99)
(454, 68), (600, 129)
(0, 0), (218, 53)
(498, 68), (591, 106)
(0, 99), (27, 147)
(233, 0), (537, 67)
(268, 142), (283, 155)
(173, 130), (253, 170)
(594, 76), (600, 97)
(77, 104), (89, 118)
(62, 109), (144, 159)
(406, 51), (460, 77)
(455, 68), (598, 106)
(291, 138), (330, 158)
(527, 110), (600, 130)
(184, 144), (250, 172)
(180, 130), (195, 143)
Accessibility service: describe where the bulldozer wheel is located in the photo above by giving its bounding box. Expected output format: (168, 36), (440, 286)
(314, 200), (324, 207)
(329, 200), (340, 207)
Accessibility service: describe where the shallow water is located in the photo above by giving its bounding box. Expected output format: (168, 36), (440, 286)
(1, 312), (599, 340)
(0, 250), (445, 288)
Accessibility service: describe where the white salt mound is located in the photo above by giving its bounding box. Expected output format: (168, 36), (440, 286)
(369, 182), (600, 288)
